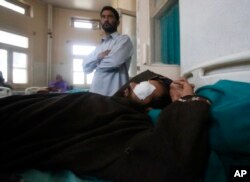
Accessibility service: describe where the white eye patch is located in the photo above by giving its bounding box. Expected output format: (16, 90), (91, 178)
(133, 81), (156, 100)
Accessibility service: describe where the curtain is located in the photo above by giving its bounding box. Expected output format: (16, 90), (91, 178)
(160, 3), (180, 65)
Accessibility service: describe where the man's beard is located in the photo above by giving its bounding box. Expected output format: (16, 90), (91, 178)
(102, 22), (117, 33)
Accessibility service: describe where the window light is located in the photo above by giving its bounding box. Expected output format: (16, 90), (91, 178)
(74, 21), (93, 29)
(73, 45), (96, 56)
(72, 18), (100, 30)
(0, 0), (25, 14)
(13, 52), (27, 84)
(0, 30), (29, 48)
(0, 49), (8, 82)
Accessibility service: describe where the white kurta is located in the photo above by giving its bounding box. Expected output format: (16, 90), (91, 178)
(83, 32), (133, 96)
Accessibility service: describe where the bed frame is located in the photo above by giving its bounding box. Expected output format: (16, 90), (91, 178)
(0, 86), (12, 98)
(182, 50), (250, 90)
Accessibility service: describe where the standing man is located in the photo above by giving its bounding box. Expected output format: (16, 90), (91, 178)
(83, 6), (133, 96)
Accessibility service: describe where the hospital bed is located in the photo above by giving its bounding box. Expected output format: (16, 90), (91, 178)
(2, 50), (250, 182)
(0, 86), (12, 98)
(182, 50), (250, 90)
(182, 50), (250, 182)
(25, 87), (49, 95)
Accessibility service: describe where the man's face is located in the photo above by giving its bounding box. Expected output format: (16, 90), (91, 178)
(101, 10), (119, 33)
(124, 80), (165, 106)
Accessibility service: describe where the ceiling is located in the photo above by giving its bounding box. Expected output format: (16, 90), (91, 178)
(39, 0), (112, 12)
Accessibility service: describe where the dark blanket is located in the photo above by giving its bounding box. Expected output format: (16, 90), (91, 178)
(0, 92), (210, 182)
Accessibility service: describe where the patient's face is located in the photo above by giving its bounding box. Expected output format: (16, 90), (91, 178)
(124, 80), (165, 105)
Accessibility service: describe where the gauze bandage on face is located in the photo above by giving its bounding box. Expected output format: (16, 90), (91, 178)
(133, 81), (156, 100)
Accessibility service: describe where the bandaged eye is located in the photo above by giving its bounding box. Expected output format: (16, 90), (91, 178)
(133, 81), (156, 100)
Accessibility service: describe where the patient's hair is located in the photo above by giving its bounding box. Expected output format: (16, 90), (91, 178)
(145, 80), (172, 109)
(100, 6), (120, 21)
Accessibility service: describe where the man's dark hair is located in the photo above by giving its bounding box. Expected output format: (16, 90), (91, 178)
(100, 6), (120, 21)
(145, 80), (172, 109)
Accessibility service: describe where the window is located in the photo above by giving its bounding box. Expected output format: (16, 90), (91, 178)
(71, 17), (100, 30)
(0, 30), (29, 48)
(13, 52), (27, 83)
(0, 30), (29, 86)
(0, 0), (31, 16)
(0, 49), (28, 84)
(0, 49), (8, 82)
(73, 45), (96, 55)
(153, 0), (180, 65)
(72, 45), (96, 86)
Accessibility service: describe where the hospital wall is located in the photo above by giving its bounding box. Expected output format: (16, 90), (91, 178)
(0, 0), (101, 87)
(136, 0), (250, 81)
(0, 0), (136, 88)
(180, 0), (250, 76)
(136, 0), (181, 80)
(51, 0), (136, 85)
(51, 7), (101, 85)
(0, 0), (47, 87)
(111, 0), (136, 12)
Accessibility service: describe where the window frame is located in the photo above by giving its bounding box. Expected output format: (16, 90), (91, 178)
(0, 45), (30, 87)
(151, 0), (180, 65)
(71, 17), (101, 30)
(0, 0), (31, 16)
(0, 30), (29, 48)
(0, 29), (31, 88)
(71, 44), (96, 88)
(12, 51), (28, 84)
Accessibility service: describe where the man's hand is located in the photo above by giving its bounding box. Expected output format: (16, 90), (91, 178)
(169, 78), (195, 102)
(98, 50), (111, 60)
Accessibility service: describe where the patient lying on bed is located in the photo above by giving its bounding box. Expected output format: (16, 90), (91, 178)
(0, 71), (211, 182)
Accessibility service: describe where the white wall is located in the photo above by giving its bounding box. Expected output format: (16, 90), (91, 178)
(180, 0), (250, 75)
(112, 0), (136, 12)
